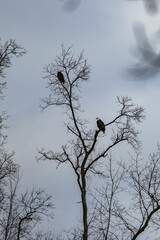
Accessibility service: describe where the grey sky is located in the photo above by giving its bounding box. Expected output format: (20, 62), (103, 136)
(1, 0), (160, 235)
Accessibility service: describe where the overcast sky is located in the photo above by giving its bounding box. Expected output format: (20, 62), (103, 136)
(1, 0), (160, 235)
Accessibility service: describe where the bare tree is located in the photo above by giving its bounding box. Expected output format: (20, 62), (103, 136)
(121, 146), (160, 240)
(0, 38), (26, 221)
(0, 167), (54, 240)
(0, 150), (54, 240)
(91, 145), (160, 240)
(0, 38), (26, 97)
(0, 38), (26, 145)
(38, 45), (145, 240)
(0, 38), (55, 239)
(89, 154), (125, 240)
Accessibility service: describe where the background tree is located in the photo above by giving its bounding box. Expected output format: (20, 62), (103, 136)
(0, 38), (26, 97)
(0, 39), (55, 240)
(38, 45), (145, 240)
(0, 169), (54, 240)
(90, 145), (160, 240)
(0, 38), (26, 221)
(0, 38), (27, 145)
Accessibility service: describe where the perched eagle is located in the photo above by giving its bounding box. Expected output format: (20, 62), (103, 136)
(96, 117), (105, 133)
(57, 71), (65, 84)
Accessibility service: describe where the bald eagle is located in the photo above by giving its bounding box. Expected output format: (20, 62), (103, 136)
(57, 71), (65, 84)
(96, 117), (105, 133)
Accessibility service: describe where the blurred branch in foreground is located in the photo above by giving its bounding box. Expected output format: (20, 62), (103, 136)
(127, 0), (159, 15)
(127, 22), (160, 80)
(58, 0), (81, 13)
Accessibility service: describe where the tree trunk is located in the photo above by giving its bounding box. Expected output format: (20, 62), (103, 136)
(81, 175), (88, 240)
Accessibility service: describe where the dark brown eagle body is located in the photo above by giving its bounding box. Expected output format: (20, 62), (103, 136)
(57, 71), (65, 84)
(96, 117), (105, 133)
